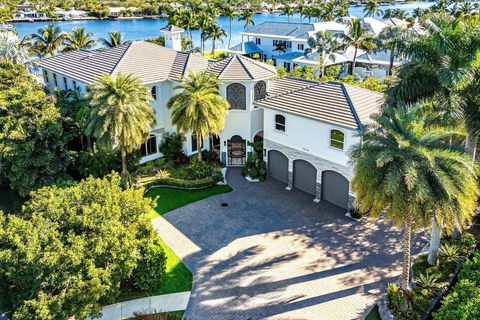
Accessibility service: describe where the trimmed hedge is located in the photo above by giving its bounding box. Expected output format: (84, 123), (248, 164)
(433, 250), (480, 320)
(142, 175), (223, 191)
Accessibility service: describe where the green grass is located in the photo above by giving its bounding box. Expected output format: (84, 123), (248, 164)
(126, 310), (184, 319)
(365, 305), (381, 320)
(145, 184), (233, 218)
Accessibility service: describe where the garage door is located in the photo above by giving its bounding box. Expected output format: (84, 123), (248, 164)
(293, 160), (317, 195)
(321, 171), (349, 209)
(268, 150), (288, 184)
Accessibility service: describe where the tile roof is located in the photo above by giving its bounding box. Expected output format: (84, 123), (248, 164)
(208, 54), (277, 80)
(257, 77), (385, 129)
(160, 25), (184, 32)
(228, 41), (263, 54)
(37, 41), (212, 84)
(242, 21), (314, 39)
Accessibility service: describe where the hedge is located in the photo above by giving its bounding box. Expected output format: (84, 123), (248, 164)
(142, 175), (223, 192)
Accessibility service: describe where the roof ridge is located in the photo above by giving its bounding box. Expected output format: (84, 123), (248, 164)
(239, 55), (277, 76)
(110, 41), (133, 76)
(338, 82), (364, 131)
(181, 52), (191, 78)
(215, 55), (234, 79)
(235, 55), (254, 80)
(259, 77), (320, 101)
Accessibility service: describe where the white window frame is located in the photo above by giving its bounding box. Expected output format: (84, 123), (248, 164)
(274, 114), (286, 133)
(330, 129), (345, 150)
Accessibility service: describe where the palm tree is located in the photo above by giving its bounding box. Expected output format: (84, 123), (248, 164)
(223, 6), (238, 49)
(178, 8), (196, 46)
(388, 15), (480, 156)
(297, 3), (306, 23)
(239, 10), (255, 30)
(375, 26), (407, 76)
(334, 0), (350, 21)
(280, 4), (295, 23)
(363, 0), (383, 17)
(85, 73), (155, 186)
(305, 31), (344, 77)
(321, 2), (336, 21)
(345, 18), (376, 75)
(0, 32), (30, 64)
(62, 27), (96, 53)
(350, 105), (479, 291)
(197, 11), (212, 55)
(28, 24), (66, 58)
(167, 71), (229, 161)
(98, 31), (125, 48)
(206, 23), (227, 56)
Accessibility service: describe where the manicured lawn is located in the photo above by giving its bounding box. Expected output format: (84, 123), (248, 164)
(145, 185), (233, 218)
(365, 305), (381, 320)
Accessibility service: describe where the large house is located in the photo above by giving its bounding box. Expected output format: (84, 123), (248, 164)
(37, 26), (384, 210)
(228, 19), (411, 79)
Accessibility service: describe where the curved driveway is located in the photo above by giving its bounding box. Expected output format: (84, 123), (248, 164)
(153, 168), (425, 320)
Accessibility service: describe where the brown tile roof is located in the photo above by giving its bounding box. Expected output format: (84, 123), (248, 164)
(257, 77), (385, 129)
(37, 41), (212, 84)
(208, 54), (277, 80)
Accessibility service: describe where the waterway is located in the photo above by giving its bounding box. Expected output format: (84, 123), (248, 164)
(12, 2), (434, 51)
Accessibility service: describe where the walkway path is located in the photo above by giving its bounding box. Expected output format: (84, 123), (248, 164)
(154, 168), (426, 320)
(90, 292), (190, 320)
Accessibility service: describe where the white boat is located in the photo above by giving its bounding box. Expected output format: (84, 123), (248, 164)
(0, 23), (15, 31)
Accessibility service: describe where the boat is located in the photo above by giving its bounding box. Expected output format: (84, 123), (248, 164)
(0, 23), (15, 31)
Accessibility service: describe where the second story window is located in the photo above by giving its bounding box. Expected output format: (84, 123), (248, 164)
(73, 80), (77, 90)
(255, 38), (261, 45)
(43, 70), (49, 84)
(226, 83), (246, 110)
(286, 41), (292, 49)
(297, 44), (304, 50)
(151, 86), (157, 100)
(330, 129), (345, 150)
(254, 81), (267, 101)
(275, 114), (286, 132)
(63, 77), (68, 90)
(53, 73), (58, 86)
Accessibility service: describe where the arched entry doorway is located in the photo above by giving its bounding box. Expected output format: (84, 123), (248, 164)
(293, 160), (317, 196)
(228, 135), (246, 166)
(321, 170), (349, 209)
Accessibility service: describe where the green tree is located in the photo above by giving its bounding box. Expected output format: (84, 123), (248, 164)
(98, 31), (125, 48)
(196, 11), (212, 55)
(206, 23), (227, 56)
(85, 73), (155, 186)
(177, 8), (197, 47)
(28, 24), (66, 58)
(350, 105), (479, 291)
(0, 32), (30, 64)
(0, 173), (160, 320)
(239, 9), (255, 29)
(223, 6), (238, 49)
(305, 30), (344, 77)
(363, 0), (383, 17)
(345, 18), (376, 75)
(0, 60), (72, 196)
(280, 4), (294, 23)
(375, 26), (407, 76)
(167, 71), (229, 161)
(62, 27), (96, 52)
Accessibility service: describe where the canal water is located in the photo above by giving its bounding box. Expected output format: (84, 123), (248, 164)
(12, 2), (433, 51)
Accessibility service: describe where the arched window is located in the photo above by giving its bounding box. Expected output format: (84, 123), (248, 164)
(141, 134), (158, 157)
(330, 129), (344, 150)
(226, 83), (246, 110)
(151, 86), (157, 100)
(254, 81), (267, 101)
(275, 114), (285, 132)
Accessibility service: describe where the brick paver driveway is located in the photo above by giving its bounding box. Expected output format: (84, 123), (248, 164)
(153, 168), (425, 320)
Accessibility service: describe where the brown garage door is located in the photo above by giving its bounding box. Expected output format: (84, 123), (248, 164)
(268, 150), (288, 184)
(321, 170), (349, 209)
(293, 160), (317, 195)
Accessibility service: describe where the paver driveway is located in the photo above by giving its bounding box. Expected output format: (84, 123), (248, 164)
(153, 168), (425, 320)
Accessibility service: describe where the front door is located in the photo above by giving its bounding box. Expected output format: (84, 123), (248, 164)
(228, 135), (246, 166)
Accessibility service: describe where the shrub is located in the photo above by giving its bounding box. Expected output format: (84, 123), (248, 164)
(79, 149), (140, 178)
(170, 158), (215, 180)
(415, 272), (441, 296)
(242, 153), (267, 181)
(133, 236), (167, 293)
(439, 243), (465, 266)
(156, 169), (170, 180)
(159, 133), (185, 163)
(325, 64), (342, 78)
(348, 205), (366, 219)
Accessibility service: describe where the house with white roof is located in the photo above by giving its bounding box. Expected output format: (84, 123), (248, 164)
(37, 26), (384, 210)
(229, 19), (409, 79)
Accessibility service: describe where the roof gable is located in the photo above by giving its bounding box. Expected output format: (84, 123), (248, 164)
(208, 54), (277, 81)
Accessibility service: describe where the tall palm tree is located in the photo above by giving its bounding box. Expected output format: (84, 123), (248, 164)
(297, 3), (306, 23)
(350, 105), (479, 291)
(375, 26), (407, 76)
(239, 10), (255, 30)
(29, 24), (66, 58)
(305, 30), (344, 77)
(85, 73), (155, 186)
(0, 32), (30, 64)
(334, 0), (350, 21)
(196, 11), (212, 55)
(388, 14), (480, 156)
(321, 2), (336, 21)
(62, 27), (96, 53)
(178, 8), (197, 46)
(363, 0), (383, 17)
(223, 6), (238, 49)
(206, 23), (227, 56)
(167, 71), (229, 161)
(345, 18), (376, 75)
(98, 31), (125, 48)
(280, 4), (295, 23)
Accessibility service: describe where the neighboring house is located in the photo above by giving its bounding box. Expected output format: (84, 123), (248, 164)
(229, 19), (409, 79)
(55, 7), (88, 20)
(13, 3), (48, 20)
(37, 26), (384, 210)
